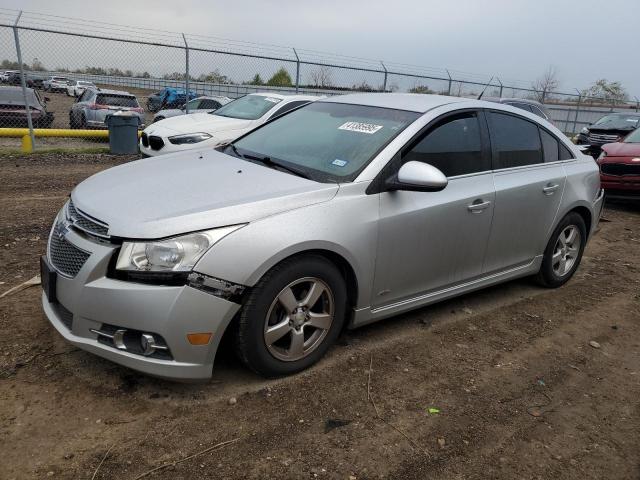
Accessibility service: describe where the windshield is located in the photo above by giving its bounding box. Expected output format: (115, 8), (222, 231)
(79, 81), (94, 87)
(53, 77), (68, 81)
(623, 128), (640, 143)
(213, 95), (281, 120)
(593, 114), (640, 130)
(230, 102), (420, 182)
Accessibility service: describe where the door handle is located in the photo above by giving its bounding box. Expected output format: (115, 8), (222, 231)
(543, 183), (560, 195)
(467, 199), (491, 213)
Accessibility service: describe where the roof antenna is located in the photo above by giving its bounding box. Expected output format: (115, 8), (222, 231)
(477, 76), (495, 100)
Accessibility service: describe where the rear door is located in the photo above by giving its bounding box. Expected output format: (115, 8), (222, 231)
(483, 110), (567, 273)
(373, 110), (495, 307)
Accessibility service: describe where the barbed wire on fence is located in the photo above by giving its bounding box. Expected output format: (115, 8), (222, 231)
(0, 7), (639, 151)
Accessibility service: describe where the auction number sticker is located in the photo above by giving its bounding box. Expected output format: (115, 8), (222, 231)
(264, 97), (280, 103)
(338, 121), (383, 134)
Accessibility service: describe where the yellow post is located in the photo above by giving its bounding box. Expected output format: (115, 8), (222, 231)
(21, 134), (33, 153)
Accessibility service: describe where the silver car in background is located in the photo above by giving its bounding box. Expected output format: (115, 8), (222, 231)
(152, 95), (231, 122)
(69, 87), (145, 129)
(41, 93), (603, 381)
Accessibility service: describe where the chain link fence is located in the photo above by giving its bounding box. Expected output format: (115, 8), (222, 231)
(1, 8), (639, 152)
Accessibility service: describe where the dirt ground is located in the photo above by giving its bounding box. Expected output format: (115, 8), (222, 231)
(0, 154), (639, 480)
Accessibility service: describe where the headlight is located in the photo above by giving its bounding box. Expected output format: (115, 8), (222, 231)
(115, 225), (244, 273)
(168, 132), (212, 145)
(580, 127), (589, 135)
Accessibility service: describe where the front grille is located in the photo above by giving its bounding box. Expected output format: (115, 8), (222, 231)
(588, 132), (620, 144)
(148, 135), (164, 150)
(140, 132), (149, 147)
(49, 222), (91, 278)
(67, 200), (109, 239)
(601, 163), (640, 176)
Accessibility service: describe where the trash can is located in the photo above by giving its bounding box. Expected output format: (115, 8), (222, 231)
(106, 111), (141, 155)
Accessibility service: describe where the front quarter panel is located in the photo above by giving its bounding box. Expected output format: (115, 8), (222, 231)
(194, 182), (379, 309)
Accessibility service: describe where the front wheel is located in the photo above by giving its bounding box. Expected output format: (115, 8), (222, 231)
(535, 212), (586, 288)
(235, 255), (347, 377)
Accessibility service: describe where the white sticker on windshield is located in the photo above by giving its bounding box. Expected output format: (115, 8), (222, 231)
(338, 121), (383, 134)
(626, 119), (638, 122)
(332, 159), (348, 167)
(264, 97), (280, 103)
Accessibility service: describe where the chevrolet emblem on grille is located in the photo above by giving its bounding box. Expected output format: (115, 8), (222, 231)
(57, 220), (71, 239)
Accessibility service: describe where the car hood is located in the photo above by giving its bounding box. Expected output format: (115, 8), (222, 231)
(602, 141), (640, 158)
(71, 149), (339, 239)
(147, 113), (252, 136)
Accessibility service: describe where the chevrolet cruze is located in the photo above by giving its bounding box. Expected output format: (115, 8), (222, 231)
(41, 93), (603, 380)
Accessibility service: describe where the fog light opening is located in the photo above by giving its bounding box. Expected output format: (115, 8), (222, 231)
(187, 333), (212, 345)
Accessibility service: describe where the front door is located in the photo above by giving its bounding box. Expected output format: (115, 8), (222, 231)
(372, 110), (495, 308)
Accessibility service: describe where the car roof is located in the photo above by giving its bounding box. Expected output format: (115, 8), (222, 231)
(480, 97), (545, 107)
(248, 92), (321, 102)
(322, 93), (468, 113)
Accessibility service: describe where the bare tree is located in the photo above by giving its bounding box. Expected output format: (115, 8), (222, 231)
(531, 66), (559, 102)
(309, 66), (333, 88)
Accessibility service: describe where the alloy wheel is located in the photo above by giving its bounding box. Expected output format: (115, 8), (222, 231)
(263, 277), (334, 362)
(552, 225), (582, 277)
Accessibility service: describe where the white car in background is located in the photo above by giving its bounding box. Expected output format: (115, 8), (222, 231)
(140, 93), (319, 156)
(152, 95), (232, 123)
(43, 76), (71, 92)
(66, 80), (96, 97)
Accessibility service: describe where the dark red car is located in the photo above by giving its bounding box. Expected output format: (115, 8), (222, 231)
(598, 128), (640, 198)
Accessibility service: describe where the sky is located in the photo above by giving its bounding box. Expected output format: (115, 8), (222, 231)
(2, 0), (639, 97)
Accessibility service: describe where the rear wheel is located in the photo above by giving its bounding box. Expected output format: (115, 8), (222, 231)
(535, 212), (586, 288)
(235, 255), (347, 377)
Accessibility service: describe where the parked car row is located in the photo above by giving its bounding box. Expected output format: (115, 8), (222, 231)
(141, 93), (319, 155)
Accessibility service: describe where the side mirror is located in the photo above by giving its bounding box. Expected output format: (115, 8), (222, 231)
(386, 161), (448, 192)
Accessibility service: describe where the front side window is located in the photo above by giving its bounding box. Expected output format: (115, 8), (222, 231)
(198, 99), (222, 110)
(402, 112), (488, 177)
(268, 101), (309, 119)
(229, 102), (419, 182)
(213, 95), (283, 120)
(487, 112), (543, 168)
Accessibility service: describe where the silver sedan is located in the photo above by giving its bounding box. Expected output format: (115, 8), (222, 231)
(41, 93), (603, 380)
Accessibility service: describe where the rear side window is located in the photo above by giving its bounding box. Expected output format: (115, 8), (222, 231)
(559, 143), (574, 160)
(540, 129), (559, 163)
(96, 94), (139, 107)
(403, 112), (489, 177)
(487, 112), (543, 168)
(530, 105), (548, 119)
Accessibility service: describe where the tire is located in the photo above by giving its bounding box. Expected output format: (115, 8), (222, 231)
(69, 113), (77, 129)
(79, 113), (87, 129)
(235, 255), (347, 377)
(535, 212), (587, 288)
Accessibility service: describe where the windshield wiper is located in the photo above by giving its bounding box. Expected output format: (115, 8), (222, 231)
(242, 153), (311, 180)
(224, 143), (244, 158)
